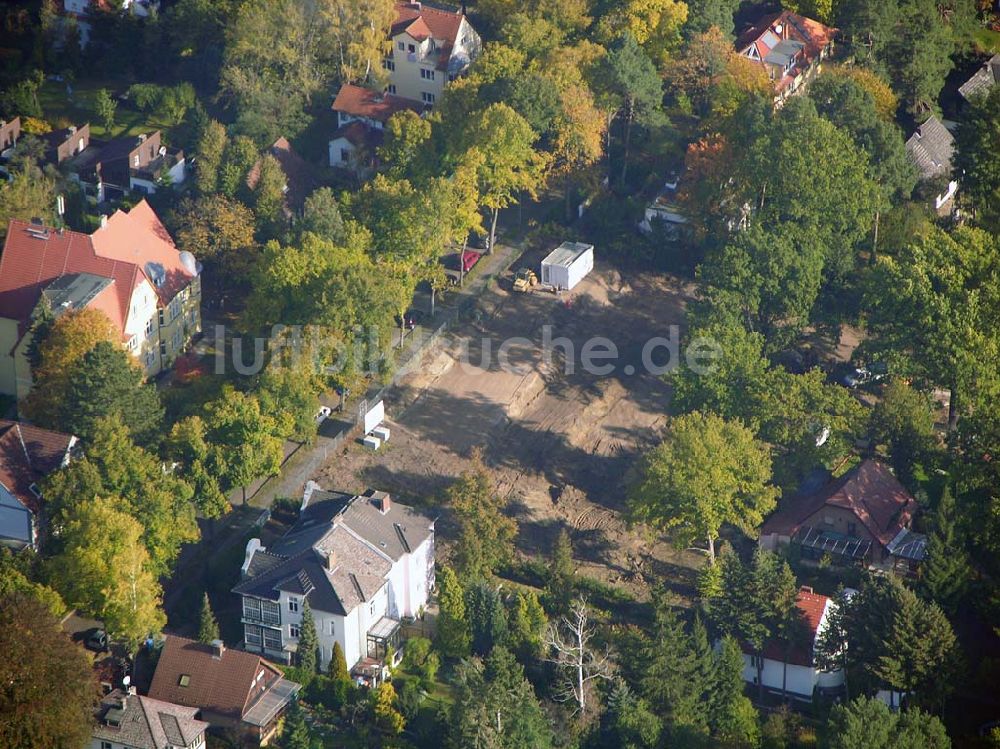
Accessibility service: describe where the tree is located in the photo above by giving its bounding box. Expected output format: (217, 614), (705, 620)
(252, 153), (288, 239)
(43, 415), (198, 575)
(447, 453), (517, 580)
(466, 580), (509, 656)
(23, 308), (118, 427)
(955, 86), (1000, 234)
(0, 593), (98, 749)
(602, 33), (664, 186)
(815, 588), (853, 699)
(640, 597), (707, 730)
(436, 566), (471, 658)
(165, 416), (230, 520)
(630, 411), (777, 563)
(826, 697), (950, 749)
(172, 194), (257, 278)
(596, 0), (689, 67)
(508, 589), (547, 659)
(0, 165), (57, 241)
(204, 386), (285, 504)
(194, 118), (228, 194)
(0, 552), (65, 617)
(919, 485), (972, 615)
(48, 497), (167, 648)
(883, 0), (955, 115)
(683, 0), (739, 36)
(448, 647), (553, 749)
(282, 699), (311, 749)
(329, 640), (350, 681)
(456, 102), (548, 252)
(870, 379), (938, 481)
(218, 135), (260, 198)
(61, 341), (164, 444)
(371, 682), (405, 735)
(547, 528), (576, 613)
(300, 187), (346, 243)
(255, 331), (324, 443)
(710, 635), (760, 746)
(601, 680), (662, 749)
(707, 549), (798, 698)
(865, 225), (1000, 430)
(95, 88), (117, 133)
(379, 110), (433, 179)
(544, 597), (613, 715)
(298, 599), (319, 674)
(198, 592), (220, 644)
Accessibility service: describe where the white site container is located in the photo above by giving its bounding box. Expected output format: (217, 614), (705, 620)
(540, 241), (595, 291)
(372, 426), (391, 443)
(363, 435), (382, 451)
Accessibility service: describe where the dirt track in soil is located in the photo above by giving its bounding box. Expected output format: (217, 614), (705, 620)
(315, 257), (706, 601)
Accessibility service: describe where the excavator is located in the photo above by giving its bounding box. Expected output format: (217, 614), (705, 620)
(512, 267), (538, 293)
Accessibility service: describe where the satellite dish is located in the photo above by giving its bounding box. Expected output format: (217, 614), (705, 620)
(122, 675), (131, 687)
(178, 250), (200, 276)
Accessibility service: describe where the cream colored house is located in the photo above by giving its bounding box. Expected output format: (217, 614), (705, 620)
(0, 200), (201, 400)
(385, 2), (481, 105)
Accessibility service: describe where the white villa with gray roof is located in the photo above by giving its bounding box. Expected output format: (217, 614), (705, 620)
(233, 486), (435, 675)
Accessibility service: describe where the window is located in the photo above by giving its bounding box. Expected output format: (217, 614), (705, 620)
(133, 154), (140, 167)
(420, 69), (435, 80)
(421, 92), (435, 104)
(173, 328), (182, 350)
(145, 317), (153, 336)
(289, 597), (299, 613)
(145, 351), (155, 368)
(340, 148), (350, 163)
(397, 41), (405, 50)
(387, 84), (397, 95)
(847, 522), (857, 536)
(101, 742), (113, 749)
(243, 597), (262, 621)
(263, 627), (282, 650)
(158, 309), (165, 326)
(408, 43), (415, 53)
(160, 341), (168, 358)
(28, 483), (41, 498)
(329, 621), (336, 636)
(261, 600), (281, 626)
(245, 624), (263, 646)
(383, 59), (395, 71)
(290, 624), (300, 638)
(178, 674), (191, 687)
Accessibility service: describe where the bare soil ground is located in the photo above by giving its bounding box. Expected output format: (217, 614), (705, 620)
(315, 257), (706, 601)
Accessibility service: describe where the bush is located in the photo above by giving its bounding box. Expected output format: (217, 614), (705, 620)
(303, 674), (348, 711)
(127, 83), (164, 112)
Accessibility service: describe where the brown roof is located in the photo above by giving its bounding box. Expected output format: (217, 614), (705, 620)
(332, 84), (425, 123)
(332, 121), (384, 150)
(736, 10), (836, 61)
(0, 200), (195, 340)
(0, 420), (74, 515)
(762, 459), (917, 548)
(148, 636), (290, 723)
(759, 587), (829, 666)
(246, 137), (318, 213)
(392, 2), (467, 71)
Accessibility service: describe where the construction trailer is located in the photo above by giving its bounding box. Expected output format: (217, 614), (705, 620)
(540, 241), (594, 291)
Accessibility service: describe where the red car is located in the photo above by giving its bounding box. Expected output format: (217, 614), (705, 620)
(450, 250), (481, 272)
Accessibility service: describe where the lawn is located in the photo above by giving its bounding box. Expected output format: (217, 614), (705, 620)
(36, 79), (193, 147)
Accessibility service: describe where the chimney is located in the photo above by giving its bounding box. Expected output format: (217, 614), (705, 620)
(211, 639), (225, 659)
(372, 490), (391, 514)
(138, 133), (146, 143)
(69, 125), (76, 134)
(799, 585), (814, 594)
(99, 214), (108, 229)
(324, 549), (336, 572)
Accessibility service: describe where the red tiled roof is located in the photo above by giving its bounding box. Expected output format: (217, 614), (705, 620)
(392, 2), (463, 45)
(736, 10), (836, 61)
(760, 587), (829, 666)
(332, 84), (424, 123)
(0, 420), (74, 515)
(148, 636), (283, 722)
(0, 200), (194, 340)
(762, 460), (917, 548)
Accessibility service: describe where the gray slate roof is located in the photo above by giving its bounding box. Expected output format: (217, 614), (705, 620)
(905, 115), (954, 180)
(92, 690), (208, 749)
(959, 53), (1000, 102)
(233, 490), (434, 616)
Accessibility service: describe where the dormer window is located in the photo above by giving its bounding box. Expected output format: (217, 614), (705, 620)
(28, 483), (41, 498)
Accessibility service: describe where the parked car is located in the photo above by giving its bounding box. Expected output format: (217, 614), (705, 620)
(841, 362), (888, 388)
(85, 628), (109, 653)
(445, 250), (482, 272)
(394, 309), (425, 329)
(315, 406), (332, 424)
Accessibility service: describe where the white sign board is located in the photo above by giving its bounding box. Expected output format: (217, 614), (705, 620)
(363, 400), (385, 435)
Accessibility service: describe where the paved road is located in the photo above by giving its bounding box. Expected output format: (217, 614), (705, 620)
(162, 241), (523, 615)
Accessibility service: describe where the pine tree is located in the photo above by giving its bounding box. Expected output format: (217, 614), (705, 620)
(710, 636), (759, 746)
(328, 640), (350, 683)
(298, 599), (319, 675)
(640, 597), (706, 730)
(602, 680), (662, 749)
(509, 589), (547, 658)
(920, 485), (971, 615)
(436, 566), (471, 658)
(466, 581), (508, 656)
(282, 699), (311, 749)
(197, 593), (219, 644)
(548, 528), (575, 614)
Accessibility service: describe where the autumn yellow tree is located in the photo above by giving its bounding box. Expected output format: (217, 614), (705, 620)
(598, 0), (689, 66)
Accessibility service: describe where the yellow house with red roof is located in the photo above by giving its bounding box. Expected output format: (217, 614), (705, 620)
(0, 200), (201, 399)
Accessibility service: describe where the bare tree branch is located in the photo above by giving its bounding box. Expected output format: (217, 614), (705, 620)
(543, 597), (613, 715)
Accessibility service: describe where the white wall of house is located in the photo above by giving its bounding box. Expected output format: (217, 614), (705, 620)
(742, 654), (821, 700)
(387, 17), (480, 104)
(90, 732), (205, 749)
(329, 137), (358, 169)
(336, 112), (384, 131)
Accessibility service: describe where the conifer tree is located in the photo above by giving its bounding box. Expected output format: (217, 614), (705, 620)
(548, 528), (576, 614)
(197, 593), (219, 644)
(328, 641), (350, 683)
(436, 566), (471, 658)
(920, 485), (971, 615)
(298, 599), (319, 675)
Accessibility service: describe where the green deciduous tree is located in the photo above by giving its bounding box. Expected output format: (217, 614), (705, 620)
(165, 416), (230, 520)
(870, 379), (938, 482)
(299, 187), (346, 243)
(194, 118), (228, 195)
(251, 152), (288, 240)
(95, 88), (117, 133)
(49, 497), (166, 648)
(0, 593), (98, 749)
(43, 415), (198, 575)
(448, 453), (517, 580)
(437, 566), (471, 659)
(630, 411), (777, 563)
(198, 592), (220, 644)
